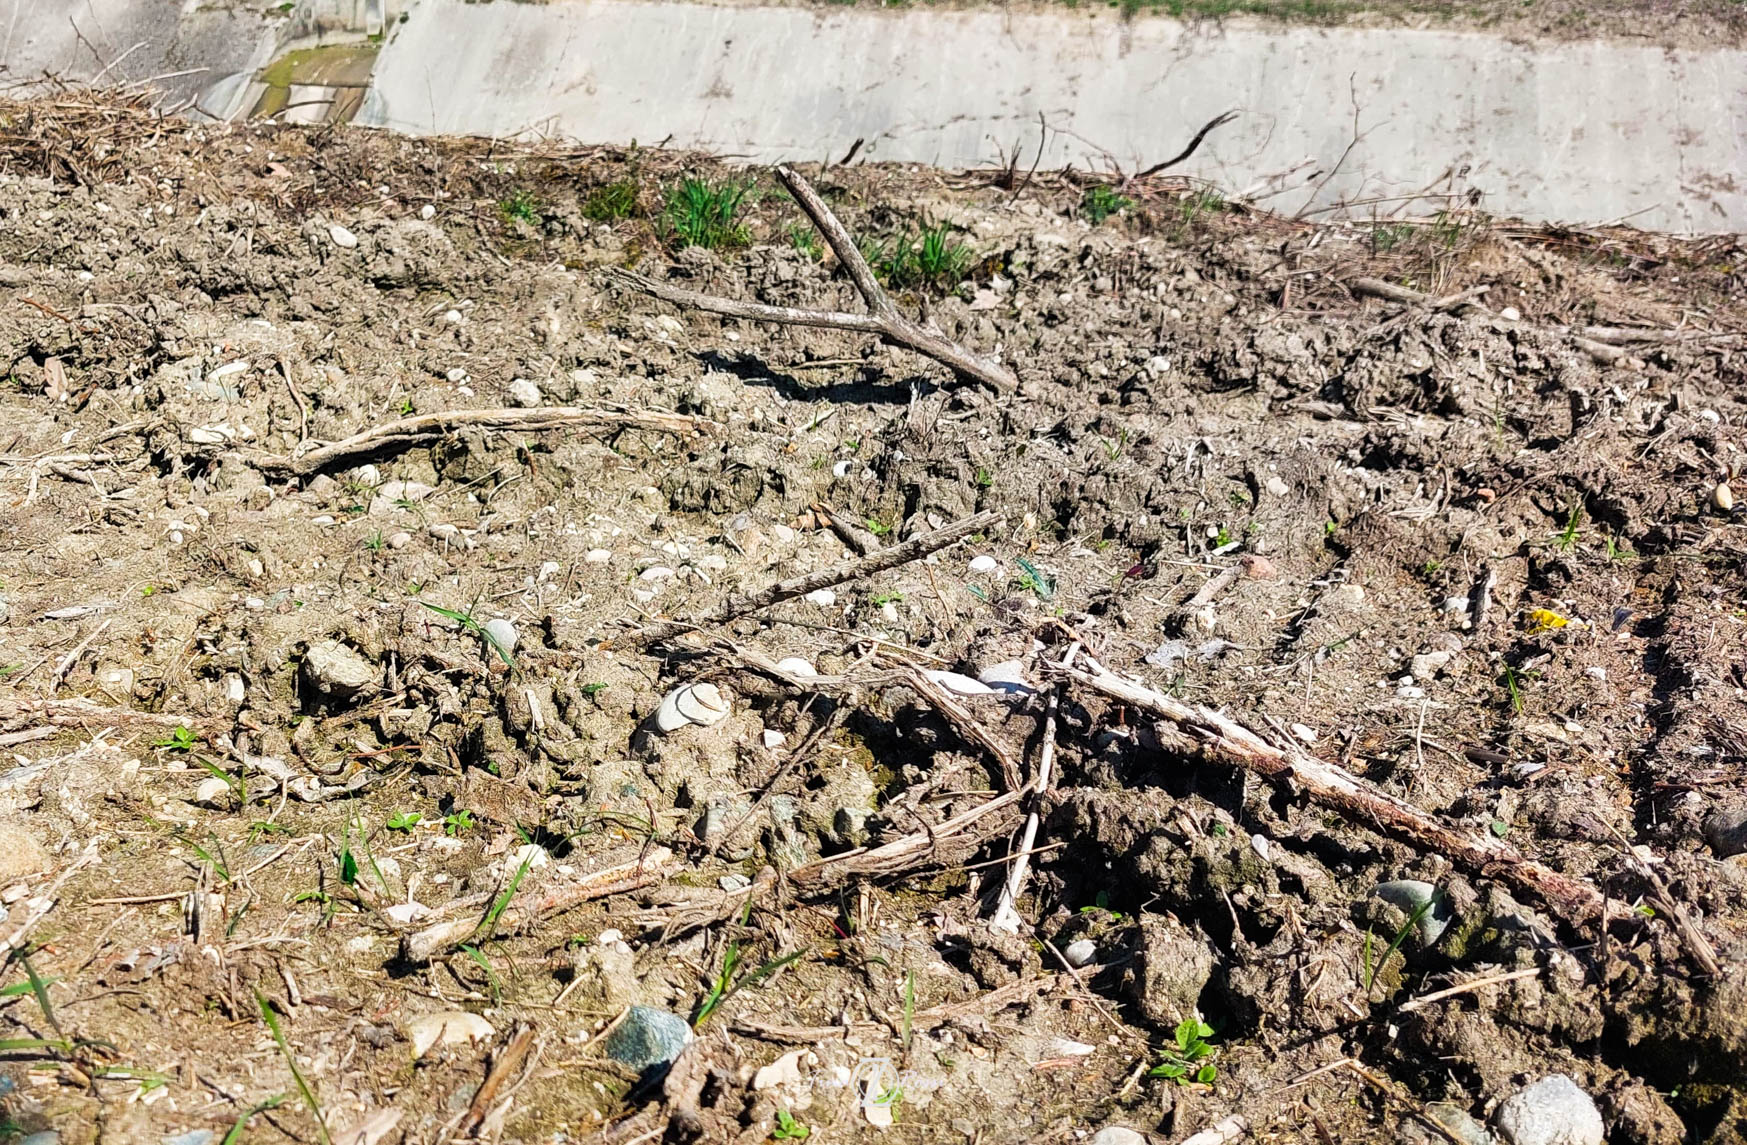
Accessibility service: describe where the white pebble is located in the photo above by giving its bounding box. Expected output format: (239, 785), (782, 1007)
(507, 378), (541, 407)
(328, 223), (358, 249)
(483, 618), (518, 655)
(968, 555), (998, 573)
(585, 549), (612, 563)
(1500, 306), (1521, 322)
(804, 589), (836, 607)
(195, 777), (232, 806)
(832, 460), (853, 478)
(640, 566), (675, 582)
(762, 729), (788, 749)
(420, 204), (436, 220)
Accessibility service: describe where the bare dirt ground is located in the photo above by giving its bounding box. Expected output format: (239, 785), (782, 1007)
(1, 94), (1745, 1145)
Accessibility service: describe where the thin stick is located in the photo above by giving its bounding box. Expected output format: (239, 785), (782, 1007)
(608, 166), (1017, 394)
(904, 667), (1023, 792)
(248, 407), (712, 478)
(1060, 662), (1605, 924)
(1134, 110), (1239, 179)
(787, 787), (1027, 890)
(1396, 967), (1541, 1013)
(279, 357), (309, 445)
(50, 618), (110, 689)
(992, 643), (1078, 931)
(635, 509), (999, 646)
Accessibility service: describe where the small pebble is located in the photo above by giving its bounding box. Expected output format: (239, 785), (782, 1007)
(404, 1011), (494, 1059)
(420, 203), (436, 219)
(762, 729), (788, 749)
(1265, 475), (1290, 497)
(483, 618), (518, 656)
(1500, 306), (1521, 322)
(968, 555), (998, 573)
(804, 589), (836, 607)
(387, 530), (412, 549)
(603, 1006), (692, 1072)
(586, 549), (612, 563)
(328, 223), (357, 248)
(1063, 938), (1097, 967)
(1090, 1129), (1149, 1145)
(640, 566), (675, 582)
(1713, 482), (1734, 512)
(507, 377), (541, 407)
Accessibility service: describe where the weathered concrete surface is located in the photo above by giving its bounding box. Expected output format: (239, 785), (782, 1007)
(358, 0), (1747, 232)
(1, 0), (278, 109)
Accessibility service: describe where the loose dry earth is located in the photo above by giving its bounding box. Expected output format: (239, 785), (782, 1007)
(0, 96), (1745, 1145)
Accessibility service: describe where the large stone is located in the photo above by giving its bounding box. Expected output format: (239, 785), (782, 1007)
(303, 640), (376, 697)
(1494, 1075), (1604, 1145)
(0, 819), (51, 883)
(603, 1005), (691, 1073)
(1703, 801), (1747, 858)
(1126, 915), (1216, 1028)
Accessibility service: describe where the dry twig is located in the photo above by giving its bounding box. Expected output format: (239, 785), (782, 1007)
(248, 407), (712, 477)
(608, 166), (1017, 394)
(635, 509), (1000, 646)
(1061, 662), (1605, 924)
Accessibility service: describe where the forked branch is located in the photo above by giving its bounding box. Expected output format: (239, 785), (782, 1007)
(607, 166), (1017, 394)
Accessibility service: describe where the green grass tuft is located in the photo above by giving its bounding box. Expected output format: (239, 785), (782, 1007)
(665, 176), (753, 250)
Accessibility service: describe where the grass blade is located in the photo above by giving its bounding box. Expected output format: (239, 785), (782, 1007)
(255, 991), (330, 1145)
(222, 1094), (288, 1145)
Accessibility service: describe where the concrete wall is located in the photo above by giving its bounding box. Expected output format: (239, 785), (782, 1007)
(1, 0), (277, 110)
(358, 0), (1747, 232)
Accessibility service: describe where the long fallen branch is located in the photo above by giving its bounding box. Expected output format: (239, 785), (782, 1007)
(400, 846), (675, 963)
(1347, 277), (1630, 366)
(247, 407), (714, 478)
(607, 166), (1017, 394)
(635, 509), (1000, 646)
(1061, 662), (1606, 924)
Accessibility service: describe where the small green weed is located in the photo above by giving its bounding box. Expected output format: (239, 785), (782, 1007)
(580, 682), (608, 697)
(365, 531), (385, 553)
(1362, 891), (1440, 993)
(460, 944), (506, 1003)
(1081, 183), (1134, 224)
(865, 517), (892, 536)
(421, 600), (515, 668)
(443, 809), (476, 836)
(386, 811), (421, 831)
(153, 726), (198, 752)
(1501, 664), (1525, 715)
(875, 223), (975, 291)
(871, 590), (904, 606)
(694, 941), (741, 1028)
(789, 224), (823, 261)
(974, 467), (993, 488)
(222, 1094), (289, 1145)
(666, 176), (752, 250)
(1370, 223), (1414, 253)
(480, 853), (534, 939)
(1551, 501), (1583, 552)
(499, 189), (542, 226)
(1179, 187), (1225, 228)
(773, 1108), (812, 1140)
(1079, 890), (1124, 920)
(1015, 556), (1055, 601)
(1149, 1017), (1218, 1085)
(1099, 428), (1129, 460)
(582, 179), (639, 222)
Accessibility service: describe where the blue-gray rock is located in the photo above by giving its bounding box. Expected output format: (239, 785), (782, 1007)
(162, 1132), (218, 1145)
(603, 1005), (691, 1072)
(1494, 1075), (1604, 1145)
(1374, 880), (1454, 946)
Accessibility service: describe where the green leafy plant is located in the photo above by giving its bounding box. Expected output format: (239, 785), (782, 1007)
(871, 590), (904, 606)
(153, 726), (198, 752)
(1078, 890), (1124, 920)
(443, 809), (475, 837)
(499, 189), (542, 225)
(366, 531), (385, 553)
(789, 224), (822, 260)
(666, 176), (752, 250)
(460, 944), (506, 1003)
(421, 600), (515, 668)
(1603, 535), (1635, 562)
(256, 991), (331, 1145)
(386, 811), (422, 831)
(772, 1108), (811, 1140)
(1149, 1017), (1218, 1085)
(582, 179), (639, 222)
(1551, 501), (1583, 552)
(1081, 183), (1134, 224)
(874, 222), (974, 290)
(1099, 429), (1129, 460)
(1015, 556), (1054, 601)
(1179, 187), (1225, 228)
(693, 943), (806, 1028)
(580, 682), (608, 697)
(865, 517), (892, 536)
(974, 467), (993, 488)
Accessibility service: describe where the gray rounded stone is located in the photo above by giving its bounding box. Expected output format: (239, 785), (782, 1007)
(303, 640), (376, 696)
(1494, 1074), (1604, 1145)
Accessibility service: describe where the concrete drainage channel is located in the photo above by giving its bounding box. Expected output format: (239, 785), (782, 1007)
(10, 0), (1746, 229)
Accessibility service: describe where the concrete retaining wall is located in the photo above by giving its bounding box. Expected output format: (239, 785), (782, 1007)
(358, 0), (1747, 232)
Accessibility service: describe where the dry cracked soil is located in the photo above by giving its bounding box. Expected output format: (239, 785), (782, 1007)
(0, 94), (1745, 1145)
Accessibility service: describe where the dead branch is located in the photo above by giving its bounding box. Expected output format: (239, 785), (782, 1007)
(399, 847), (675, 963)
(903, 667), (1024, 792)
(248, 407), (714, 478)
(1348, 277), (1630, 366)
(635, 509), (1000, 646)
(787, 788), (1027, 890)
(1061, 662), (1606, 924)
(1134, 110), (1239, 180)
(607, 166), (1017, 394)
(0, 696), (211, 730)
